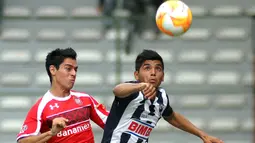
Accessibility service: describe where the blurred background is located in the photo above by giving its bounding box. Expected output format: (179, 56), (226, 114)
(0, 0), (254, 143)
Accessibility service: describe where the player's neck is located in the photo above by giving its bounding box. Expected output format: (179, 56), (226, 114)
(50, 84), (70, 97)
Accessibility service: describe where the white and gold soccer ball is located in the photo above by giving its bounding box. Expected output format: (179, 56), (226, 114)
(156, 0), (192, 37)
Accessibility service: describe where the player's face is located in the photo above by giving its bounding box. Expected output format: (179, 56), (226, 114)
(51, 58), (78, 90)
(134, 60), (164, 88)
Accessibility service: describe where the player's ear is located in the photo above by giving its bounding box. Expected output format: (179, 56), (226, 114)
(161, 72), (164, 82)
(134, 71), (139, 81)
(49, 65), (57, 76)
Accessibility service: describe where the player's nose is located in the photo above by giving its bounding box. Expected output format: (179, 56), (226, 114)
(71, 69), (77, 76)
(150, 68), (156, 76)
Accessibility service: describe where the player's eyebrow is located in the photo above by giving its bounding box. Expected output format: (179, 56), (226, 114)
(143, 63), (151, 66)
(155, 64), (163, 68)
(143, 63), (163, 68)
(64, 64), (78, 69)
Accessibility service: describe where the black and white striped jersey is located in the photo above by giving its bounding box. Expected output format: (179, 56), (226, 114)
(101, 82), (173, 143)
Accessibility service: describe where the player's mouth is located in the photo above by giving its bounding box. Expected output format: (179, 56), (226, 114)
(149, 79), (157, 83)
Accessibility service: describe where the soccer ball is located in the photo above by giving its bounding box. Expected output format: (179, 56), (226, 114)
(155, 0), (192, 37)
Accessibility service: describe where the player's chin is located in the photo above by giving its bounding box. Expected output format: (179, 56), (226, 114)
(155, 83), (161, 89)
(67, 83), (75, 89)
(149, 82), (159, 88)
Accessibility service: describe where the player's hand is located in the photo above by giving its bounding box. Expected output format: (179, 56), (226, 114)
(50, 117), (69, 136)
(139, 83), (156, 100)
(201, 135), (224, 143)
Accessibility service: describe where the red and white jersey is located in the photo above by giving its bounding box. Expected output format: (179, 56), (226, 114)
(16, 90), (109, 143)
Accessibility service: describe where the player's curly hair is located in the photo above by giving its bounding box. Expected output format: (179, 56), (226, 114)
(135, 49), (164, 71)
(45, 47), (77, 83)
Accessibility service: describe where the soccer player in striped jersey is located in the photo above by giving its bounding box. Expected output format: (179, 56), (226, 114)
(17, 48), (109, 143)
(101, 49), (223, 143)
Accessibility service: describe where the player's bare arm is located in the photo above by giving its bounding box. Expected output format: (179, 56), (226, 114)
(18, 117), (68, 143)
(164, 112), (224, 143)
(18, 131), (52, 143)
(113, 82), (156, 99)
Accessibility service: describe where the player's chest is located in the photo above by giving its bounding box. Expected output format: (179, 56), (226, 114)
(143, 101), (163, 118)
(43, 97), (92, 127)
(135, 97), (165, 118)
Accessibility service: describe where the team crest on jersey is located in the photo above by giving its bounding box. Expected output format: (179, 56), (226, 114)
(159, 104), (164, 112)
(75, 97), (83, 105)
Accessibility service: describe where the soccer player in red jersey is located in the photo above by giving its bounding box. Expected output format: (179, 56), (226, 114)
(17, 48), (109, 143)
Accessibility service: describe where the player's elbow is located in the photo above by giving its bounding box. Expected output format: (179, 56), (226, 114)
(113, 85), (122, 97)
(17, 138), (26, 143)
(113, 84), (127, 98)
(17, 137), (33, 143)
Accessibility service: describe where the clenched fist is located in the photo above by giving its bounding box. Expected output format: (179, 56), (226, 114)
(50, 117), (69, 136)
(139, 82), (156, 100)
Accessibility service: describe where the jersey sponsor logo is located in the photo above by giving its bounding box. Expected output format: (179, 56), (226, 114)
(49, 103), (59, 110)
(126, 120), (153, 139)
(57, 122), (90, 137)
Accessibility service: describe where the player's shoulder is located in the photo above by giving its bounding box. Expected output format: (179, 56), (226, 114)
(27, 92), (53, 112)
(33, 92), (51, 105)
(70, 90), (98, 104)
(28, 97), (42, 111)
(158, 87), (168, 97)
(34, 96), (43, 105)
(70, 90), (91, 98)
(158, 87), (166, 92)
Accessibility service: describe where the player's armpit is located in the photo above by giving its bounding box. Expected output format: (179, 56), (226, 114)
(89, 96), (109, 129)
(163, 111), (176, 122)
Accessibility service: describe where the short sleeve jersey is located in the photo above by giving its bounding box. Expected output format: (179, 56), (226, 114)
(101, 81), (173, 143)
(17, 90), (109, 143)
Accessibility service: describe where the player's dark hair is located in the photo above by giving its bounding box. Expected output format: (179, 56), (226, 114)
(45, 47), (77, 83)
(135, 49), (164, 71)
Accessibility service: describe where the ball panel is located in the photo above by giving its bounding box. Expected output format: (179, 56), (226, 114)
(156, 13), (167, 33)
(182, 8), (192, 32)
(167, 0), (179, 12)
(181, 8), (192, 33)
(156, 1), (173, 19)
(170, 8), (192, 33)
(162, 15), (181, 36)
(168, 1), (188, 18)
(170, 16), (186, 27)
